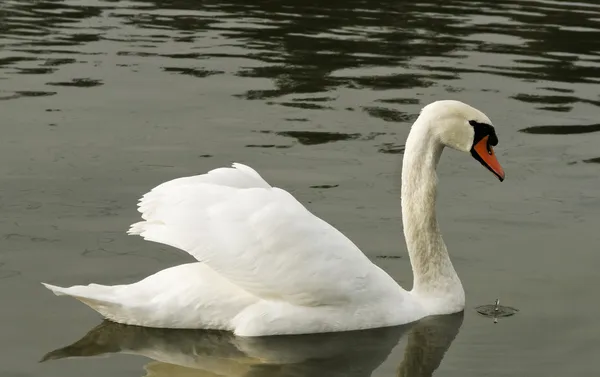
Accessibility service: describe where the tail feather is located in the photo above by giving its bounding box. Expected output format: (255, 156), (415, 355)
(42, 282), (116, 301)
(40, 263), (253, 330)
(41, 282), (124, 321)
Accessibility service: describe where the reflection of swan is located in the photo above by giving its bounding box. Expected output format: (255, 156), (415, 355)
(396, 315), (464, 377)
(42, 313), (463, 377)
(42, 100), (504, 336)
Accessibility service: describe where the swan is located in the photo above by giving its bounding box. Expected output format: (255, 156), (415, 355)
(42, 100), (505, 337)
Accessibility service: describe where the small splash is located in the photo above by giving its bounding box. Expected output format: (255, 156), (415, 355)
(475, 299), (519, 323)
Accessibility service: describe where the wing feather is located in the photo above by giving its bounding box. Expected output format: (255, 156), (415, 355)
(129, 163), (397, 307)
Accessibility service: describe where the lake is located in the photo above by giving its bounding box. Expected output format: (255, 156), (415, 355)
(1, 0), (599, 376)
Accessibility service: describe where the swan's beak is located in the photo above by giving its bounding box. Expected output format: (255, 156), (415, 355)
(471, 135), (505, 181)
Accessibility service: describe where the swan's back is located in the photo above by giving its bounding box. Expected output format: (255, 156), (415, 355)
(129, 163), (400, 307)
(45, 163), (414, 335)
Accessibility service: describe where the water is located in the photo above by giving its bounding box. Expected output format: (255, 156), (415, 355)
(1, 0), (599, 376)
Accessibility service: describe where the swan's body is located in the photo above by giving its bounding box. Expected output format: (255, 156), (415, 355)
(43, 100), (505, 336)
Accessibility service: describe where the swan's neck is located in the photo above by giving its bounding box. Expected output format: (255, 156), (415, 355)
(401, 120), (464, 306)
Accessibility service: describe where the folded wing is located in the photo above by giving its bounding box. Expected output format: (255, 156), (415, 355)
(129, 163), (394, 307)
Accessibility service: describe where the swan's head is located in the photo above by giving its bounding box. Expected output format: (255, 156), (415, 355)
(420, 100), (505, 181)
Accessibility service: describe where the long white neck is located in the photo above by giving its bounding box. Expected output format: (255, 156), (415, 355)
(401, 117), (464, 307)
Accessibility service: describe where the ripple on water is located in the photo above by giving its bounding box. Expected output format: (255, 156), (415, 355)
(520, 123), (600, 135)
(2, 0), (600, 375)
(2, 0), (598, 121)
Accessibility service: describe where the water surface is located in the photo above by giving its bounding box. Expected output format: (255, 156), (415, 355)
(1, 0), (599, 376)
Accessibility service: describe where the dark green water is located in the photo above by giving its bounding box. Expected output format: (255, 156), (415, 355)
(1, 0), (599, 376)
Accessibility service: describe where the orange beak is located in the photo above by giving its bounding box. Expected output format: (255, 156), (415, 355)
(471, 135), (505, 181)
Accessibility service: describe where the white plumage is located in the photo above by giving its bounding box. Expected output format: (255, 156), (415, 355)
(43, 100), (504, 336)
(130, 163), (398, 307)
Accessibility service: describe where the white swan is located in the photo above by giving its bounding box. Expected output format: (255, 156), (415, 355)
(42, 100), (505, 337)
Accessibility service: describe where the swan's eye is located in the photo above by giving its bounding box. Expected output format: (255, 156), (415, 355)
(469, 120), (498, 149)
